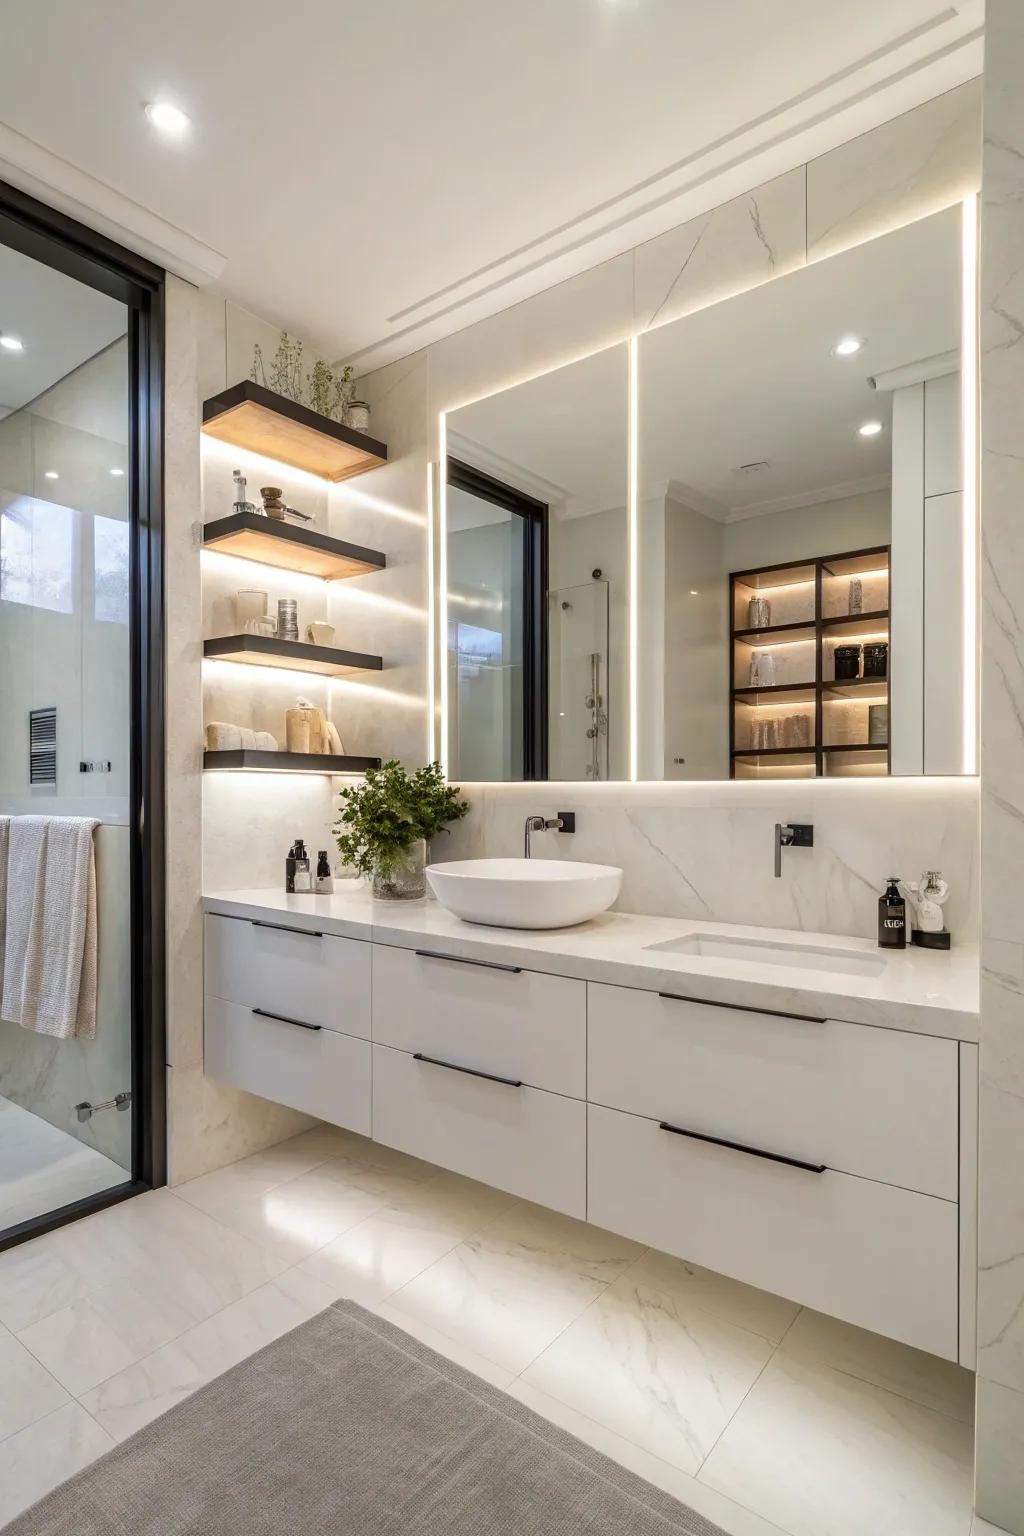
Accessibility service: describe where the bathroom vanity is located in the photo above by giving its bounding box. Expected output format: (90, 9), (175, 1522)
(202, 889), (978, 1368)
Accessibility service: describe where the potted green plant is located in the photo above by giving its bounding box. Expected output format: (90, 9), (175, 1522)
(333, 760), (469, 901)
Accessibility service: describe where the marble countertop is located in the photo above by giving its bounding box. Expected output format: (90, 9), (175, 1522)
(203, 886), (979, 1042)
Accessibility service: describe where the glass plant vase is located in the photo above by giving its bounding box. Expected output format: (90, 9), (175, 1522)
(371, 840), (426, 901)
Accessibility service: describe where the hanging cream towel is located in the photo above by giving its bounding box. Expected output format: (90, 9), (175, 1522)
(1, 816), (99, 1040)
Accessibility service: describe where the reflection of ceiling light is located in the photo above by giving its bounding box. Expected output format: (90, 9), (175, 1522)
(145, 101), (190, 135)
(0, 334), (23, 352)
(832, 335), (864, 357)
(858, 421), (883, 437)
(110, 467), (125, 477)
(689, 590), (699, 596)
(44, 470), (59, 480)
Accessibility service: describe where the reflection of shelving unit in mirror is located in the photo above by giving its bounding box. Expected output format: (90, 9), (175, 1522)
(730, 544), (890, 779)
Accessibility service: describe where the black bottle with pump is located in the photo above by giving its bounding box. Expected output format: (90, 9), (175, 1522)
(878, 876), (907, 949)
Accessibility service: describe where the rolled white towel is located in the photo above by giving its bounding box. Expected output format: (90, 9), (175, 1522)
(206, 722), (242, 750)
(238, 727), (257, 748)
(254, 732), (278, 751)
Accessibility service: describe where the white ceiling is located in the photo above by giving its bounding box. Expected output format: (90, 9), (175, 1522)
(447, 206), (960, 519)
(0, 244), (126, 417)
(0, 1), (982, 371)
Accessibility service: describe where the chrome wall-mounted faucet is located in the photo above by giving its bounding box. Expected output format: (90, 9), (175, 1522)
(774, 821), (813, 877)
(524, 812), (576, 858)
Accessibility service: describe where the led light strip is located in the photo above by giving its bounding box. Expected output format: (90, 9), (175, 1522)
(426, 462), (436, 764)
(961, 194), (979, 775)
(628, 336), (639, 782)
(438, 413), (450, 776)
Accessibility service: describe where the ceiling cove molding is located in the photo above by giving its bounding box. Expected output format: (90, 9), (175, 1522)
(346, 8), (982, 374)
(0, 119), (226, 287)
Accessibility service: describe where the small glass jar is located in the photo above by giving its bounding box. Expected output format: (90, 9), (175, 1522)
(371, 839), (426, 901)
(344, 400), (371, 433)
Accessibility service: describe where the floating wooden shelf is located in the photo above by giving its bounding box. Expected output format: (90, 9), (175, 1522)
(821, 609), (889, 630)
(733, 683), (816, 702)
(732, 746), (817, 759)
(202, 381), (388, 483)
(204, 749), (380, 774)
(203, 634), (383, 676)
(733, 619), (817, 643)
(202, 511), (386, 581)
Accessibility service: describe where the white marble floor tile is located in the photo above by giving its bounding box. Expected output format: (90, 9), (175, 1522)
(508, 1379), (790, 1536)
(295, 1173), (514, 1307)
(0, 1403), (114, 1528)
(780, 1307), (976, 1425)
(386, 1202), (643, 1374)
(0, 1228), (92, 1334)
(699, 1350), (975, 1536)
(0, 1327), (68, 1441)
(623, 1248), (801, 1345)
(172, 1166), (386, 1267)
(521, 1268), (775, 1476)
(79, 1270), (334, 1443)
(17, 1299), (142, 1397)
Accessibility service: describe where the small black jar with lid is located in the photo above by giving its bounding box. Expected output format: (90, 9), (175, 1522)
(863, 641), (889, 678)
(834, 644), (862, 681)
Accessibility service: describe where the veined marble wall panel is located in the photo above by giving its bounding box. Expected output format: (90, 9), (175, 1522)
(807, 79), (982, 264)
(977, 4), (1024, 1529)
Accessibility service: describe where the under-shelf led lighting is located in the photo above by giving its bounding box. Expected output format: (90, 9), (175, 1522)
(628, 336), (639, 782)
(961, 194), (979, 775)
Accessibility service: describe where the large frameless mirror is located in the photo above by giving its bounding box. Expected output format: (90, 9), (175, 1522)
(444, 343), (629, 781)
(637, 204), (966, 780)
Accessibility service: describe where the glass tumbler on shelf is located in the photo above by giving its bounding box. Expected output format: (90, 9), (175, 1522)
(749, 650), (776, 688)
(748, 595), (771, 629)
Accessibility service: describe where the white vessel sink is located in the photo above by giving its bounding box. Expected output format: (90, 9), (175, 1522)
(426, 858), (622, 930)
(645, 931), (886, 978)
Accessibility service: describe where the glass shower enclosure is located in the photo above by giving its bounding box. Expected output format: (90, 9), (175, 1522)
(0, 182), (164, 1248)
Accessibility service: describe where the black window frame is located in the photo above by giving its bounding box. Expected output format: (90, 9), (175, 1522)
(446, 457), (548, 781)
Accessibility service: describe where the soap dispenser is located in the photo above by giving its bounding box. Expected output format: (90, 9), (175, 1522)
(878, 876), (907, 949)
(292, 840), (312, 893)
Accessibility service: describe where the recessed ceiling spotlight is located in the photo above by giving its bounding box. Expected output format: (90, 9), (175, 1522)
(832, 335), (864, 357)
(858, 420), (884, 438)
(0, 334), (24, 352)
(144, 101), (190, 135)
(44, 470), (59, 480)
(110, 467), (125, 476)
(689, 590), (700, 597)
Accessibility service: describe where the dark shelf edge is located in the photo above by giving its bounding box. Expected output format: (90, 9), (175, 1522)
(202, 512), (386, 572)
(733, 620), (817, 641)
(821, 610), (889, 627)
(822, 742), (889, 752)
(203, 634), (384, 672)
(732, 746), (817, 758)
(202, 380), (388, 462)
(204, 750), (380, 774)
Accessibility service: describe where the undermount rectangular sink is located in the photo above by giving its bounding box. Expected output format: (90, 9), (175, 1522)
(645, 932), (886, 978)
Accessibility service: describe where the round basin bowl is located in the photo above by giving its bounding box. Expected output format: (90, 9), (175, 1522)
(426, 858), (622, 930)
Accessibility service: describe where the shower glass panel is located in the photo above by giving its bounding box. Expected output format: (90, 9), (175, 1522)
(548, 580), (609, 780)
(0, 237), (134, 1236)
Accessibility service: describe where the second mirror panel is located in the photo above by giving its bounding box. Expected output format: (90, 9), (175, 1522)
(446, 343), (628, 781)
(638, 205), (963, 780)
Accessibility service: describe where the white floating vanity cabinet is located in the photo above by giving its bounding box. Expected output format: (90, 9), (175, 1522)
(203, 907), (978, 1367)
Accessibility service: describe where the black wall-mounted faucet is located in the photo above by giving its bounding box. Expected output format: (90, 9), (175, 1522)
(774, 821), (813, 878)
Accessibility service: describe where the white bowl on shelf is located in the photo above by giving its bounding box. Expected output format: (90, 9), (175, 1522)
(426, 858), (622, 930)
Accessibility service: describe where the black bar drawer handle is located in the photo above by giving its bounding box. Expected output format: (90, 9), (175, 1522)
(413, 1051), (522, 1088)
(658, 1120), (826, 1174)
(658, 991), (825, 1025)
(252, 1007), (322, 1033)
(251, 920), (324, 938)
(415, 949), (522, 975)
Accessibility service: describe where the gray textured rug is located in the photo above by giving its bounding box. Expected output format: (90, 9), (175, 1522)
(9, 1300), (727, 1535)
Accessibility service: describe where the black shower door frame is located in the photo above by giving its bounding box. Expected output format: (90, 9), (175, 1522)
(0, 178), (166, 1251)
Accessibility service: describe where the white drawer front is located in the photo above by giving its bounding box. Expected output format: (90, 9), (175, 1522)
(205, 994), (371, 1135)
(587, 983), (958, 1199)
(205, 913), (370, 1039)
(372, 1043), (586, 1217)
(372, 944), (586, 1098)
(588, 1102), (958, 1360)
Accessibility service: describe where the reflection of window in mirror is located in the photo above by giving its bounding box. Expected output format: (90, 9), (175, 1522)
(637, 204), (964, 781)
(445, 342), (629, 782)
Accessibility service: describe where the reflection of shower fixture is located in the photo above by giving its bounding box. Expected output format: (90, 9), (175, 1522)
(561, 600), (573, 611)
(585, 652), (608, 779)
